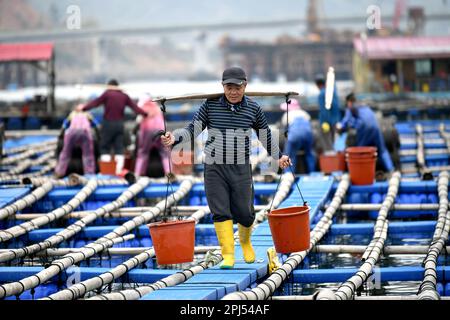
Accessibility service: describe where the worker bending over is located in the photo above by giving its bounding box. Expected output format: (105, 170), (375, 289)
(55, 108), (99, 178)
(337, 93), (394, 172)
(280, 99), (316, 173)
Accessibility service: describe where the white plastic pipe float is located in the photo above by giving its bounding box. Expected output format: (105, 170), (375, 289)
(0, 180), (55, 220)
(0, 246), (220, 257)
(320, 172), (401, 301)
(439, 124), (450, 155)
(335, 203), (440, 211)
(311, 245), (450, 255)
(0, 150), (54, 177)
(86, 249), (222, 300)
(0, 177), (151, 265)
(10, 205), (268, 220)
(0, 143), (56, 165)
(44, 206), (208, 300)
(0, 158), (57, 184)
(3, 139), (57, 156)
(0, 179), (98, 243)
(417, 171), (449, 300)
(399, 149), (449, 156)
(222, 174), (350, 300)
(0, 178), (193, 298)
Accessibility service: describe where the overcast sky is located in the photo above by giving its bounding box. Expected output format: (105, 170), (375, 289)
(26, 0), (450, 38)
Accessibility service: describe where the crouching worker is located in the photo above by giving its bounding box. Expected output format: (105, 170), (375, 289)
(280, 99), (316, 173)
(336, 93), (394, 172)
(161, 67), (291, 269)
(55, 107), (99, 178)
(134, 94), (170, 177)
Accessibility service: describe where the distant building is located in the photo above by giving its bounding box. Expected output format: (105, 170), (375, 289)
(353, 35), (450, 93)
(221, 37), (353, 82)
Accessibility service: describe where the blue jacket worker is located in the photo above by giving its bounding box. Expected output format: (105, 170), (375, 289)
(337, 93), (394, 172)
(280, 99), (316, 173)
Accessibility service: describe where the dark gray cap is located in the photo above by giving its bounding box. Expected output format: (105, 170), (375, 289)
(222, 67), (247, 85)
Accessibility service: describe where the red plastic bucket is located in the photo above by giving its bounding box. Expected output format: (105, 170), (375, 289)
(346, 147), (377, 185)
(346, 146), (377, 159)
(319, 151), (346, 174)
(99, 160), (116, 175)
(148, 219), (195, 265)
(268, 206), (310, 253)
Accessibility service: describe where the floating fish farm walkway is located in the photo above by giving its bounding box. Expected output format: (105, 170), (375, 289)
(0, 120), (450, 300)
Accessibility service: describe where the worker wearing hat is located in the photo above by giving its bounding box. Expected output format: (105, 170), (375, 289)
(315, 74), (341, 152)
(162, 67), (291, 269)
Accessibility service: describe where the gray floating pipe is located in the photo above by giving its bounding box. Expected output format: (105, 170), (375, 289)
(64, 205), (210, 301)
(0, 143), (56, 165)
(399, 149), (449, 156)
(415, 125), (433, 180)
(0, 179), (98, 243)
(3, 139), (57, 156)
(0, 180), (54, 220)
(0, 177), (151, 265)
(0, 150), (54, 176)
(222, 175), (350, 300)
(333, 203), (440, 212)
(0, 178), (194, 298)
(0, 246), (220, 257)
(439, 124), (450, 155)
(11, 205), (267, 220)
(330, 172), (401, 301)
(87, 249), (222, 300)
(0, 158), (57, 184)
(311, 244), (450, 255)
(417, 171), (449, 300)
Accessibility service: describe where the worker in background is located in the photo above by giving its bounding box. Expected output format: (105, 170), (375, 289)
(336, 93), (394, 172)
(55, 107), (99, 178)
(280, 99), (316, 173)
(134, 93), (170, 177)
(78, 79), (148, 175)
(162, 67), (291, 269)
(315, 74), (341, 152)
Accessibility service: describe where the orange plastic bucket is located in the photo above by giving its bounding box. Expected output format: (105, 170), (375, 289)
(99, 160), (116, 175)
(268, 206), (310, 253)
(148, 219), (195, 265)
(346, 146), (377, 159)
(346, 147), (377, 185)
(319, 151), (346, 174)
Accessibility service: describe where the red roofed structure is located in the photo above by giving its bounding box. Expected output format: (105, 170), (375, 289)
(0, 43), (54, 62)
(0, 42), (55, 113)
(353, 36), (450, 93)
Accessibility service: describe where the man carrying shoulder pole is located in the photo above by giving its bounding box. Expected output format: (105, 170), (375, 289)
(162, 67), (291, 269)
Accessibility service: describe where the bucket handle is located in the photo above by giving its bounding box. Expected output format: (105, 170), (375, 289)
(158, 99), (179, 222)
(268, 164), (308, 213)
(268, 93), (307, 213)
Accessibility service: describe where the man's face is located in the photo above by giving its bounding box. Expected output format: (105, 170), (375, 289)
(223, 83), (246, 104)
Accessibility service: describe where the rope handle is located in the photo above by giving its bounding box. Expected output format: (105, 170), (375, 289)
(157, 99), (179, 222)
(267, 163), (308, 213)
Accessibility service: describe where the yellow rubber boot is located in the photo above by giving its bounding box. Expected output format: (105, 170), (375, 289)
(238, 224), (255, 264)
(214, 220), (235, 269)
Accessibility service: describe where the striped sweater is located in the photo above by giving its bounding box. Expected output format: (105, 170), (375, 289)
(173, 95), (281, 164)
